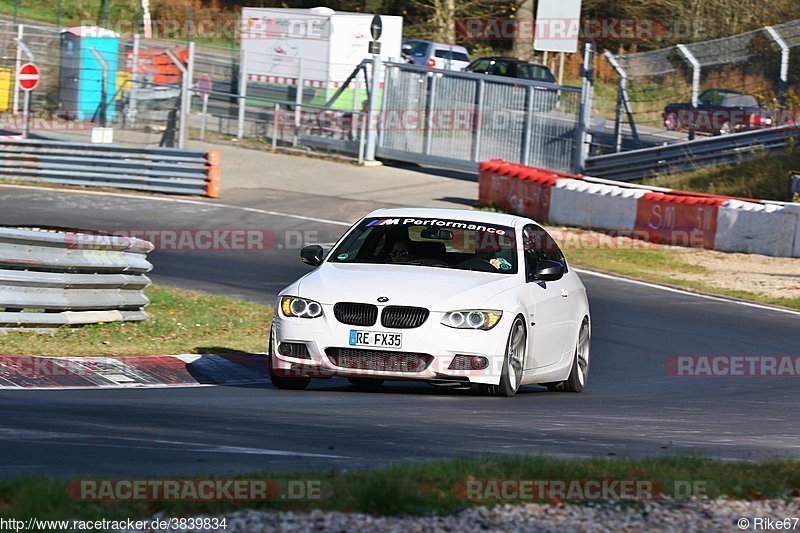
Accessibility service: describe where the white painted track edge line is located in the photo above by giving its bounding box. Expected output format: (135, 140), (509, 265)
(574, 267), (800, 316)
(0, 183), (352, 227)
(3, 183), (796, 316)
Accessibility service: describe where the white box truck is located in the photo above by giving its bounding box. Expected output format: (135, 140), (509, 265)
(240, 6), (402, 110)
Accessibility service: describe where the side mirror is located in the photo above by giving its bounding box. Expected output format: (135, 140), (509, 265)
(533, 259), (564, 282)
(300, 245), (324, 267)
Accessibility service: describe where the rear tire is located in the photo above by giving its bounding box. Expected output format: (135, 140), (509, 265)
(547, 319), (590, 393)
(348, 377), (384, 390)
(480, 316), (526, 397)
(268, 329), (310, 390)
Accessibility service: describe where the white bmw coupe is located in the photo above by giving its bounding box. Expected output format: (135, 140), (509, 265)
(270, 208), (590, 396)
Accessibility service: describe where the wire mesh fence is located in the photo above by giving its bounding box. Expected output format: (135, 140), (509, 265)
(601, 17), (800, 152)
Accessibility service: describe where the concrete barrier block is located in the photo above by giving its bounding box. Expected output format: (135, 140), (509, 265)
(715, 200), (799, 257)
(549, 180), (645, 232)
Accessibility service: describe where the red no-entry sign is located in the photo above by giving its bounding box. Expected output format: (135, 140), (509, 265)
(17, 63), (40, 91)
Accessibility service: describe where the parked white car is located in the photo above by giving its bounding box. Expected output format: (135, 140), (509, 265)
(402, 40), (471, 71)
(270, 208), (590, 396)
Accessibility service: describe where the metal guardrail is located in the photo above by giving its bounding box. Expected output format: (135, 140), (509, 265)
(0, 228), (154, 329)
(0, 139), (220, 197)
(585, 126), (799, 181)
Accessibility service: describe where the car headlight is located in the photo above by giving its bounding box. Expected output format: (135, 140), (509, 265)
(280, 296), (323, 318)
(441, 310), (502, 330)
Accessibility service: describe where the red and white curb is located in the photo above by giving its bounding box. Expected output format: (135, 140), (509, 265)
(0, 354), (268, 390)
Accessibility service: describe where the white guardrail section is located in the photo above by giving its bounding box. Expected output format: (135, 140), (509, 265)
(0, 228), (154, 329)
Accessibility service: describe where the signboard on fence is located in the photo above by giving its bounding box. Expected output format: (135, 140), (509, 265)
(534, 0), (583, 53)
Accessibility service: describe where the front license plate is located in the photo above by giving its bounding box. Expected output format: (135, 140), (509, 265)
(349, 330), (402, 349)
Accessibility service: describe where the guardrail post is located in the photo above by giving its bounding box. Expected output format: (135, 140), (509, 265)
(676, 44), (701, 141)
(237, 50), (247, 140)
(573, 42), (594, 174)
(765, 26), (790, 108)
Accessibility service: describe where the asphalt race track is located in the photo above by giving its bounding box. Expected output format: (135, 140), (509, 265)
(1, 186), (798, 477)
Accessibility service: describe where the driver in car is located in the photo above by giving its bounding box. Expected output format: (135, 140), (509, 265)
(390, 240), (415, 263)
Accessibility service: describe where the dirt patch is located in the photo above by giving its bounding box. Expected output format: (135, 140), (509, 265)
(679, 247), (800, 299)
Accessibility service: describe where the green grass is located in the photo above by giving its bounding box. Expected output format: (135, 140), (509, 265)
(0, 285), (273, 356)
(561, 232), (800, 310)
(642, 147), (800, 202)
(1, 456), (798, 520)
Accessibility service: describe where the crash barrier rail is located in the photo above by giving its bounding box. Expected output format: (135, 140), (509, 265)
(0, 228), (154, 329)
(584, 126), (800, 182)
(479, 160), (800, 258)
(0, 139), (221, 197)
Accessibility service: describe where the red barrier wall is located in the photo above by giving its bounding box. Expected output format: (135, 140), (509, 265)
(634, 193), (724, 249)
(478, 160), (581, 223)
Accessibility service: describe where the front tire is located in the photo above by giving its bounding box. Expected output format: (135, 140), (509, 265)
(547, 319), (590, 393)
(480, 316), (526, 397)
(268, 329), (310, 390)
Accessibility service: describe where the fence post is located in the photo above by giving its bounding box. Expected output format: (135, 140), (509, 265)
(184, 41), (195, 145)
(127, 34), (140, 126)
(364, 55), (381, 163)
(676, 44), (700, 141)
(294, 58), (303, 147)
(521, 85), (533, 165)
(423, 73), (437, 155)
(237, 50), (247, 140)
(12, 24), (23, 116)
(573, 41), (594, 174)
(604, 51), (641, 152)
(765, 26), (789, 108)
(471, 78), (484, 162)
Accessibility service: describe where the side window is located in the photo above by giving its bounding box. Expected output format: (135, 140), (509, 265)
(468, 59), (491, 73)
(522, 225), (567, 280)
(492, 61), (510, 76)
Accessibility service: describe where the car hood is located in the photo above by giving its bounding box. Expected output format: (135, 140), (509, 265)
(295, 263), (520, 311)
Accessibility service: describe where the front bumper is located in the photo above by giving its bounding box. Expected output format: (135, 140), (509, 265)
(271, 304), (510, 385)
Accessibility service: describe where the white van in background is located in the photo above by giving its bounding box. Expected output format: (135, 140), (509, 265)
(402, 40), (471, 71)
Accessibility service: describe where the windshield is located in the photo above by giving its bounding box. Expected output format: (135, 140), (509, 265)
(329, 217), (518, 274)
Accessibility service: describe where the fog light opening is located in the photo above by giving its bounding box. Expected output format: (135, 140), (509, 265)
(448, 354), (489, 371)
(278, 342), (311, 359)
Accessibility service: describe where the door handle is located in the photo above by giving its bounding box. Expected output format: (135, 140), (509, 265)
(561, 289), (569, 298)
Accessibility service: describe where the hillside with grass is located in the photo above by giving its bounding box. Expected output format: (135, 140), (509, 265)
(642, 149), (800, 202)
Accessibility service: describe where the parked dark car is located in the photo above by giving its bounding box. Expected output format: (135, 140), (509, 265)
(663, 89), (776, 135)
(466, 57), (559, 112)
(465, 57), (556, 83)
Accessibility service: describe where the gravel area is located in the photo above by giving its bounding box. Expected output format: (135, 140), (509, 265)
(149, 499), (800, 532)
